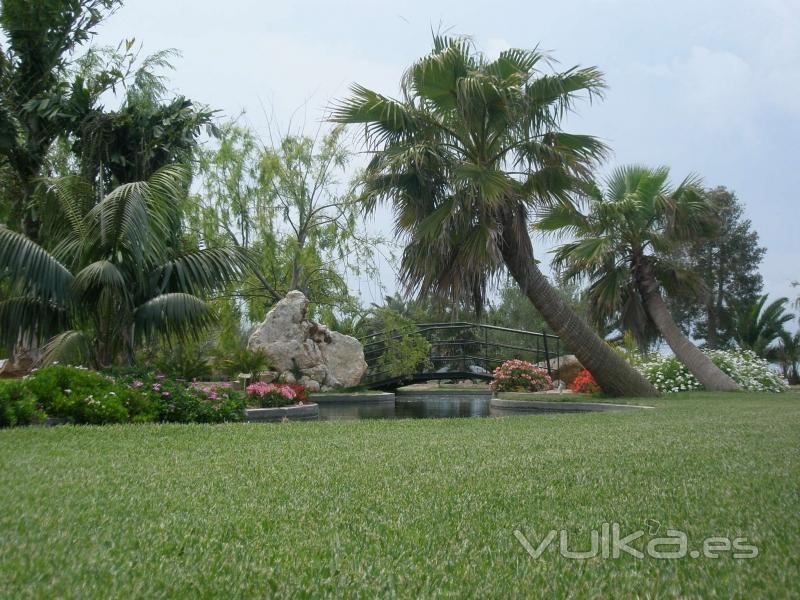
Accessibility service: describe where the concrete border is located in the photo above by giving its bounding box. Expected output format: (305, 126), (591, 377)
(310, 392), (395, 403)
(245, 403), (319, 422)
(490, 397), (653, 414)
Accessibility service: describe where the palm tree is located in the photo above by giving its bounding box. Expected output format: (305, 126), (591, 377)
(0, 166), (251, 368)
(540, 165), (740, 391)
(772, 330), (799, 385)
(732, 294), (794, 357)
(331, 36), (657, 396)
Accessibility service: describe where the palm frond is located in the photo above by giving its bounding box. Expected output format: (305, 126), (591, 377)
(154, 246), (252, 296)
(0, 226), (74, 304)
(0, 296), (69, 348)
(133, 293), (215, 342)
(41, 330), (92, 367)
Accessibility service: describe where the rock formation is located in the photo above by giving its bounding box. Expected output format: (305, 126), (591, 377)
(247, 291), (367, 391)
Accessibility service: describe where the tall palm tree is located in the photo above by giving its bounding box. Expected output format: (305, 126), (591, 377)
(539, 165), (740, 391)
(331, 36), (657, 396)
(0, 166), (251, 368)
(733, 294), (794, 357)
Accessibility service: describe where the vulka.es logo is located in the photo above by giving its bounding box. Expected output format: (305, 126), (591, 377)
(514, 522), (758, 560)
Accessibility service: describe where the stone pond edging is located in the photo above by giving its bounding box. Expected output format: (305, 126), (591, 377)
(490, 395), (654, 414)
(245, 403), (320, 422)
(309, 392), (395, 403)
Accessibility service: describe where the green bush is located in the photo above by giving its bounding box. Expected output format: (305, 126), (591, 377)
(371, 309), (432, 378)
(0, 380), (44, 427)
(25, 366), (131, 424)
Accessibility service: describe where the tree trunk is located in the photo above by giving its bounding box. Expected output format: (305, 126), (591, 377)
(638, 264), (740, 392)
(499, 214), (658, 397)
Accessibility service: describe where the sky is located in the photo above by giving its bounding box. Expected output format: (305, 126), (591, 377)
(94, 0), (799, 310)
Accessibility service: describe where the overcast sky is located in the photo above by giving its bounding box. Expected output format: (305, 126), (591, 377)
(94, 0), (799, 309)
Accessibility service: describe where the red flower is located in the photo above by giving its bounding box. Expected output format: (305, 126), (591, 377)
(569, 369), (601, 394)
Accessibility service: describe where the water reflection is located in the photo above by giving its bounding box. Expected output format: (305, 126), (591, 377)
(318, 394), (491, 421)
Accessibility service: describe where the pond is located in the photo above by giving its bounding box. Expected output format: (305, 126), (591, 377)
(317, 393), (491, 421)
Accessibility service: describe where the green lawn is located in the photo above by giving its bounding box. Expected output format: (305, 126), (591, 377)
(1, 392), (798, 598)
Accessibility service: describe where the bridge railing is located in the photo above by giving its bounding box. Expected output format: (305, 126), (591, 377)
(359, 322), (561, 387)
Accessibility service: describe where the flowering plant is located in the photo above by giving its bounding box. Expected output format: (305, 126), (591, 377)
(569, 369), (601, 394)
(630, 349), (787, 394)
(490, 359), (553, 393)
(246, 382), (308, 407)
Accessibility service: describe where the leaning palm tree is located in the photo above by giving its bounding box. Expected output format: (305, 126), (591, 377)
(732, 294), (794, 358)
(331, 36), (657, 396)
(0, 166), (251, 368)
(539, 165), (740, 391)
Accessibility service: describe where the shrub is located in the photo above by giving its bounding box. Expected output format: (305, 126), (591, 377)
(569, 369), (601, 394)
(246, 382), (307, 408)
(490, 359), (553, 393)
(25, 365), (129, 424)
(632, 349), (787, 394)
(213, 348), (271, 379)
(154, 346), (213, 381)
(371, 309), (432, 378)
(0, 380), (45, 427)
(120, 377), (245, 423)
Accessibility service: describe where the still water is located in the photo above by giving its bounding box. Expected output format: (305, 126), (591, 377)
(318, 394), (491, 421)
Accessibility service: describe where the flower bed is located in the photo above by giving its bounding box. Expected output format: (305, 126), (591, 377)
(0, 366), (247, 427)
(632, 349), (787, 394)
(490, 359), (553, 393)
(245, 382), (309, 408)
(569, 369), (601, 394)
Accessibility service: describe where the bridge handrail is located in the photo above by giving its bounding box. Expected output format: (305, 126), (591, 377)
(360, 321), (559, 348)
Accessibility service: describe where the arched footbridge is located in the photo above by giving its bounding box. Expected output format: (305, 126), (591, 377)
(360, 322), (562, 390)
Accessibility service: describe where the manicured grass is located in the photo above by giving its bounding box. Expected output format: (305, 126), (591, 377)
(1, 392), (798, 598)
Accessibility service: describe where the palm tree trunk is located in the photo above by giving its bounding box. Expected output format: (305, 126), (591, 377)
(499, 214), (658, 397)
(638, 265), (740, 392)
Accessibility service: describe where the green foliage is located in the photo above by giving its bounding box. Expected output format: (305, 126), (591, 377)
(669, 187), (766, 347)
(189, 122), (384, 322)
(371, 309), (432, 378)
(0, 167), (252, 366)
(732, 294), (794, 358)
(0, 0), (123, 238)
(213, 348), (271, 379)
(25, 365), (129, 424)
(331, 35), (607, 312)
(0, 380), (44, 427)
(154, 345), (213, 381)
(540, 165), (713, 348)
(772, 330), (800, 385)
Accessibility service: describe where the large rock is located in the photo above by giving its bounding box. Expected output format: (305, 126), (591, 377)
(537, 354), (584, 385)
(248, 291), (367, 389)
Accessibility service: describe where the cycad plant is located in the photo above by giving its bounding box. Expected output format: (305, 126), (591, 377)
(331, 36), (657, 396)
(540, 165), (740, 391)
(0, 166), (251, 368)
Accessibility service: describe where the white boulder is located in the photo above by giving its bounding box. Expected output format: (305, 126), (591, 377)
(248, 291), (367, 389)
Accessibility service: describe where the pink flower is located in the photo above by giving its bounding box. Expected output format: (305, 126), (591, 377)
(152, 383), (161, 392)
